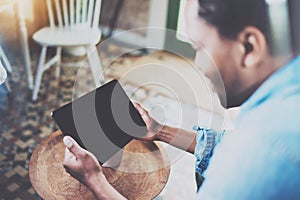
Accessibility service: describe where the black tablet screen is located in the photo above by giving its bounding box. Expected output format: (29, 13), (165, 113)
(51, 80), (147, 164)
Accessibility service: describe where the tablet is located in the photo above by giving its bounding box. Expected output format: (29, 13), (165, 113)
(51, 79), (147, 164)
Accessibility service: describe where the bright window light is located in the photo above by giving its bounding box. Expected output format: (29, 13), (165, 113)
(265, 0), (287, 5)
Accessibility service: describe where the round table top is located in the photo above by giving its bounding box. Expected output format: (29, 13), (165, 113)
(29, 131), (170, 200)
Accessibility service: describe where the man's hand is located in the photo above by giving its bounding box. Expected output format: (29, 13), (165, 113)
(63, 136), (103, 187)
(133, 102), (163, 141)
(134, 102), (197, 153)
(63, 136), (126, 199)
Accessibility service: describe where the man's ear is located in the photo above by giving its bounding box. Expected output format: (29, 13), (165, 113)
(237, 26), (268, 68)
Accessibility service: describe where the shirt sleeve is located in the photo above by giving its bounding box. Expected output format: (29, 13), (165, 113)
(193, 125), (226, 175)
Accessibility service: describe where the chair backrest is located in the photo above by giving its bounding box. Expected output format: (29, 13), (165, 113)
(46, 0), (102, 29)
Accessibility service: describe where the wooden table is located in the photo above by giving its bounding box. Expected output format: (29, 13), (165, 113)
(29, 131), (170, 200)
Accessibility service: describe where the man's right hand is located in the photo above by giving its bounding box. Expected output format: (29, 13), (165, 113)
(63, 136), (126, 200)
(63, 136), (104, 187)
(133, 102), (163, 141)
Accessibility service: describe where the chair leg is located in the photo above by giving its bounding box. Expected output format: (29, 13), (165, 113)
(86, 46), (103, 87)
(5, 79), (11, 92)
(32, 46), (47, 101)
(0, 46), (11, 92)
(0, 45), (12, 73)
(55, 47), (62, 79)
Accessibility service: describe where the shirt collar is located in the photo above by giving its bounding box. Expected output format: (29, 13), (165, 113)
(239, 55), (300, 116)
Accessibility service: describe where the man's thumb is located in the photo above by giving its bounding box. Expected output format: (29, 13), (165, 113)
(63, 136), (82, 157)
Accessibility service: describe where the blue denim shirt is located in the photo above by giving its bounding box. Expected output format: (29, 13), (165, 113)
(193, 126), (225, 175)
(194, 55), (300, 199)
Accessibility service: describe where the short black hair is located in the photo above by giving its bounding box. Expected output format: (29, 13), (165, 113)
(197, 0), (272, 50)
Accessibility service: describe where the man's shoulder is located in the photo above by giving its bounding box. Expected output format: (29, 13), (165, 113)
(240, 90), (300, 133)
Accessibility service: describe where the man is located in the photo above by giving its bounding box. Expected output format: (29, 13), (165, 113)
(63, 0), (300, 199)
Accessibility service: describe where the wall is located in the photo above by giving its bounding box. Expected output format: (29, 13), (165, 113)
(0, 0), (46, 53)
(101, 0), (150, 37)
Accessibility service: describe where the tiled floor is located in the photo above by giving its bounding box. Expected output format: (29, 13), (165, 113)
(0, 59), (65, 199)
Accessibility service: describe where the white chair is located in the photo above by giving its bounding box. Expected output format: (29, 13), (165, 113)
(0, 45), (12, 91)
(32, 0), (103, 101)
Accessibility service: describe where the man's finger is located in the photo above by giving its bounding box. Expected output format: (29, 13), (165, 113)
(133, 102), (140, 107)
(63, 136), (84, 158)
(63, 148), (74, 169)
(133, 102), (152, 128)
(133, 102), (142, 113)
(64, 147), (76, 161)
(133, 102), (147, 115)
